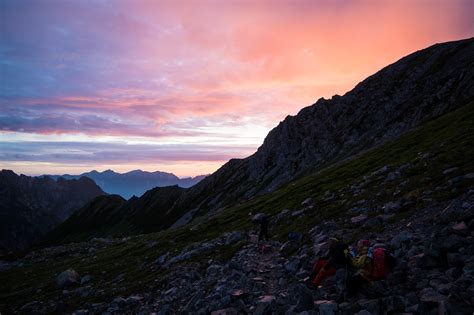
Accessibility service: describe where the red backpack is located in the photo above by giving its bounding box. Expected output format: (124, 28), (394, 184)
(371, 248), (388, 279)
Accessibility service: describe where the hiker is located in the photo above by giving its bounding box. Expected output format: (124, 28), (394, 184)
(258, 214), (269, 242)
(310, 238), (350, 287)
(250, 213), (269, 243)
(347, 240), (393, 296)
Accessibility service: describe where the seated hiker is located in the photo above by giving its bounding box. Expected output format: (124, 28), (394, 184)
(347, 239), (372, 296)
(310, 238), (350, 287)
(353, 239), (372, 277)
(347, 240), (394, 296)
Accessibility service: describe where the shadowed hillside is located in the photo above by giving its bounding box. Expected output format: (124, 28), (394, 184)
(0, 172), (105, 251)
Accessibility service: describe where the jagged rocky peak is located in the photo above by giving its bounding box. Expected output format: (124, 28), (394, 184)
(245, 38), (474, 192)
(170, 38), (473, 220)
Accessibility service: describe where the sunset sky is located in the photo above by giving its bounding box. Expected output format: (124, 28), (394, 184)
(1, 0), (473, 177)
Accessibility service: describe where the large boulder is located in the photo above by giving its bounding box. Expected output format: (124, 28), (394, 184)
(254, 295), (276, 315)
(316, 300), (338, 315)
(56, 269), (80, 288)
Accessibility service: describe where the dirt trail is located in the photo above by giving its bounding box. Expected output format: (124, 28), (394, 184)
(238, 233), (292, 300)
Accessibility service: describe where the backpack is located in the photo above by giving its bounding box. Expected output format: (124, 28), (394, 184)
(371, 247), (389, 279)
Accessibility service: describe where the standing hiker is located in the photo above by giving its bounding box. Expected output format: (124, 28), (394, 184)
(251, 213), (269, 243)
(258, 215), (269, 242)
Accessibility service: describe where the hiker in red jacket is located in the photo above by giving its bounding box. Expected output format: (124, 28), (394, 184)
(310, 238), (350, 287)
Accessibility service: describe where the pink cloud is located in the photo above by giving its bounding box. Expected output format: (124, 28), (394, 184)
(1, 0), (472, 175)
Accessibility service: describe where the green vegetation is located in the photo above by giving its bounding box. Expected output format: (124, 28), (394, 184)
(1, 101), (473, 312)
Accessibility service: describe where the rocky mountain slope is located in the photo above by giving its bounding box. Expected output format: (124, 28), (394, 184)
(46, 38), (474, 243)
(0, 171), (105, 251)
(168, 37), (474, 223)
(1, 98), (473, 314)
(44, 169), (206, 199)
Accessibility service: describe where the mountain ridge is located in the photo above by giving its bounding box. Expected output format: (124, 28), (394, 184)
(42, 169), (207, 199)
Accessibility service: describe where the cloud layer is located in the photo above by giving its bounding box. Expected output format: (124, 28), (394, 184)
(1, 0), (473, 176)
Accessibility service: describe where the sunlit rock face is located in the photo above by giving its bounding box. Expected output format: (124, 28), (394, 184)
(175, 38), (474, 219)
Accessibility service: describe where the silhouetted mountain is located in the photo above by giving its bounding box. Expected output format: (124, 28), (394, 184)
(42, 186), (186, 245)
(46, 38), (474, 243)
(0, 170), (105, 250)
(43, 169), (206, 199)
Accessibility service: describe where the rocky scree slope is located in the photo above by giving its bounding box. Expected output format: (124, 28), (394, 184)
(45, 38), (474, 243)
(0, 171), (105, 251)
(1, 99), (473, 314)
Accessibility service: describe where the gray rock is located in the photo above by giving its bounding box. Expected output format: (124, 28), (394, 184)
(439, 234), (466, 250)
(390, 231), (412, 248)
(316, 300), (338, 315)
(224, 231), (244, 245)
(125, 295), (142, 306)
(111, 296), (127, 308)
(156, 252), (169, 265)
(446, 267), (462, 279)
(210, 308), (239, 315)
(443, 167), (459, 175)
(384, 201), (401, 213)
(291, 209), (306, 217)
(362, 216), (383, 228)
(254, 295), (276, 315)
(371, 166), (389, 177)
(56, 269), (80, 288)
(280, 241), (299, 256)
(419, 287), (445, 304)
(451, 221), (469, 236)
(80, 275), (92, 285)
(157, 304), (172, 315)
(447, 253), (466, 267)
(351, 214), (368, 224)
(207, 264), (223, 276)
(294, 284), (314, 312)
(386, 171), (401, 182)
(284, 257), (301, 273)
(383, 295), (406, 312)
(358, 299), (380, 314)
(301, 197), (314, 207)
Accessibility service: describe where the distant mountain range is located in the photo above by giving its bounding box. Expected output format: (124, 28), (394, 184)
(42, 169), (207, 199)
(0, 170), (105, 250)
